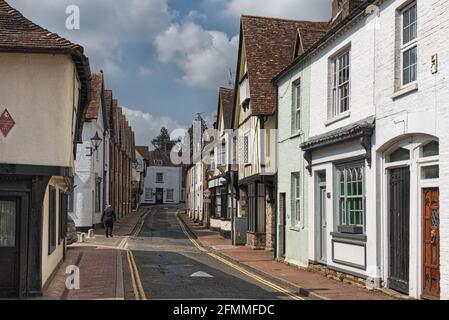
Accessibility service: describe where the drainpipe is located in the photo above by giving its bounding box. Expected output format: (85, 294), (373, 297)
(102, 130), (107, 211)
(274, 85), (279, 258)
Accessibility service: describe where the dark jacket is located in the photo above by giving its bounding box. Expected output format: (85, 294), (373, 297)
(101, 207), (117, 222)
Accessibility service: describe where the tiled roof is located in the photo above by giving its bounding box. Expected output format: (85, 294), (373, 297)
(111, 99), (119, 142)
(216, 87), (234, 130)
(240, 15), (328, 116)
(104, 89), (113, 134)
(84, 73), (103, 120)
(140, 148), (177, 167)
(274, 0), (377, 83)
(0, 0), (83, 53)
(136, 146), (150, 162)
(0, 0), (91, 144)
(296, 27), (328, 56)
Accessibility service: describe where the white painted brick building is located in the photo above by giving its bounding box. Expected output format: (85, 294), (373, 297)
(277, 0), (449, 299)
(70, 74), (110, 231)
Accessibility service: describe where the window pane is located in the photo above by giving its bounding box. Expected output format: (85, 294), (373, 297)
(388, 147), (410, 163)
(338, 165), (365, 228)
(422, 141), (439, 157)
(403, 46), (417, 85)
(0, 201), (16, 247)
(403, 4), (417, 44)
(421, 165), (439, 180)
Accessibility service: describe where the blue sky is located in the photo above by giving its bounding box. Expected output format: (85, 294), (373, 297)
(9, 0), (331, 146)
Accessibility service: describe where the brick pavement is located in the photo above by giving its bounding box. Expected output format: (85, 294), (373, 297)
(178, 212), (395, 300)
(42, 207), (149, 300)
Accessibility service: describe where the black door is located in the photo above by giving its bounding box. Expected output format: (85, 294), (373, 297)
(220, 190), (228, 220)
(0, 197), (20, 298)
(389, 167), (410, 294)
(279, 193), (286, 257)
(156, 188), (164, 204)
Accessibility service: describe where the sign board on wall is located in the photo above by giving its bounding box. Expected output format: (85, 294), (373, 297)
(0, 109), (15, 137)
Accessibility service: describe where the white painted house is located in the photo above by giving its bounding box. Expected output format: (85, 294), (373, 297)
(141, 150), (182, 205)
(274, 0), (449, 299)
(70, 73), (110, 231)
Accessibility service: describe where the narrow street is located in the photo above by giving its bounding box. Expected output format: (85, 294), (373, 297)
(125, 205), (296, 300)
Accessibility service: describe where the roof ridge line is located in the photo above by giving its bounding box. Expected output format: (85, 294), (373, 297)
(241, 13), (327, 25)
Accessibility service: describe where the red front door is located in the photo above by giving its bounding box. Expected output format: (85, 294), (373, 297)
(422, 188), (440, 299)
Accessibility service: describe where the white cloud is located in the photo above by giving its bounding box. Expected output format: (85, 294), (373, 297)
(122, 106), (183, 147)
(154, 22), (238, 89)
(8, 0), (174, 78)
(218, 0), (332, 21)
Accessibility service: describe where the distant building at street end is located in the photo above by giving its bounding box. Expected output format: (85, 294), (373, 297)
(139, 148), (183, 205)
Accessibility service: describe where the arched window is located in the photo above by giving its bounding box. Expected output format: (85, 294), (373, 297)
(421, 141), (439, 158)
(387, 147), (410, 163)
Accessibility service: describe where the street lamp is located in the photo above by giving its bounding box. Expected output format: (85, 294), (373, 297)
(86, 131), (103, 157)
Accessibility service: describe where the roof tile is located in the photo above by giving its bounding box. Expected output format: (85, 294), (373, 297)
(241, 15), (328, 115)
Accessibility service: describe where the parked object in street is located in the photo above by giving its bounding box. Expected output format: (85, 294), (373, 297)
(66, 216), (78, 245)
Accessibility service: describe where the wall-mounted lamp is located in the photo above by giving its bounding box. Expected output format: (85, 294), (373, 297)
(86, 131), (103, 157)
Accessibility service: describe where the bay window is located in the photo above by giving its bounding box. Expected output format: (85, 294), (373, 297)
(337, 163), (365, 233)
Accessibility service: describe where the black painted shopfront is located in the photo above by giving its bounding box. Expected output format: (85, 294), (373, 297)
(0, 164), (70, 298)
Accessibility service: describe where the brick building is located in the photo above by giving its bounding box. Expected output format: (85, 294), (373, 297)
(106, 93), (135, 220)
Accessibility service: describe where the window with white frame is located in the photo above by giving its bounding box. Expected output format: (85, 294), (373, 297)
(145, 188), (153, 200)
(291, 173), (301, 226)
(166, 189), (174, 202)
(337, 164), (365, 230)
(156, 173), (164, 184)
(330, 48), (351, 118)
(401, 2), (417, 86)
(210, 150), (215, 170)
(292, 79), (301, 133)
(219, 142), (226, 165)
(243, 133), (250, 165)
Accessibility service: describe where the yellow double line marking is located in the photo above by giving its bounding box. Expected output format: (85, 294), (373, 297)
(126, 209), (151, 300)
(127, 249), (147, 300)
(175, 213), (304, 301)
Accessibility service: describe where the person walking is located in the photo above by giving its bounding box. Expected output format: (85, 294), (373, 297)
(101, 205), (117, 238)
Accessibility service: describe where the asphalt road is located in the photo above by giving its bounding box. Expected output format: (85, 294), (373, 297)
(125, 205), (293, 300)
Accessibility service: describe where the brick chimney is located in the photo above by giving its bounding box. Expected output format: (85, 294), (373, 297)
(332, 0), (367, 21)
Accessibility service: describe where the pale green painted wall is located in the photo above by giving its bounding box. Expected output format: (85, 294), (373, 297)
(276, 60), (312, 267)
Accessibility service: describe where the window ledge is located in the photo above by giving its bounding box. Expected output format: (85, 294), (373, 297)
(331, 232), (367, 242)
(290, 131), (304, 140)
(392, 83), (418, 100)
(325, 112), (351, 127)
